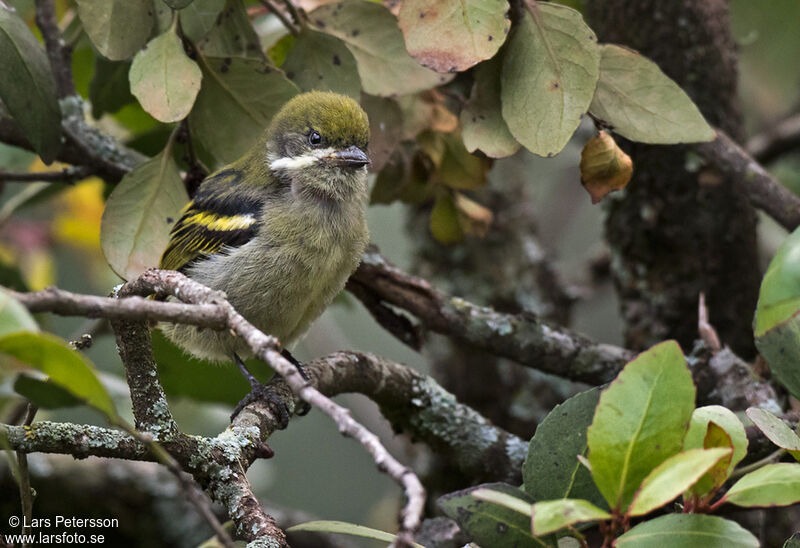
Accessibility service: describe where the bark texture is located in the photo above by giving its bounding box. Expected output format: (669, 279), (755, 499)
(586, 0), (761, 358)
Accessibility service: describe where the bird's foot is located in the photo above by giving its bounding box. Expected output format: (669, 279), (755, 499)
(231, 382), (292, 428)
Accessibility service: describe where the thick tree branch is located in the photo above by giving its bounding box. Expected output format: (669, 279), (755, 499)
(698, 130), (800, 232)
(0, 103), (144, 183)
(119, 269), (424, 547)
(351, 250), (634, 385)
(308, 351), (527, 484)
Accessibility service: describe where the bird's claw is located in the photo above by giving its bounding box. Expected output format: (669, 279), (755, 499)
(231, 382), (292, 428)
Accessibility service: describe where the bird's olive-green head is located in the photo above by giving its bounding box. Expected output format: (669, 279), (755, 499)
(262, 91), (370, 202)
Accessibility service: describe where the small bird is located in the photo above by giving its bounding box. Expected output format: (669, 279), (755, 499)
(159, 91), (371, 420)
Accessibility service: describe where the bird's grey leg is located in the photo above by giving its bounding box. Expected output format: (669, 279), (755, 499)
(230, 352), (311, 423)
(231, 352), (291, 427)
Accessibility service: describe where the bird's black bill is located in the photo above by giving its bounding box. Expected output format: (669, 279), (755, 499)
(332, 146), (370, 168)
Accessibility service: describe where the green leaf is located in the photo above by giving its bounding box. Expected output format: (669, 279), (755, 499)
(471, 487), (532, 517)
(282, 29), (360, 99)
(287, 521), (423, 548)
(196, 0), (263, 60)
(0, 331), (118, 419)
(0, 5), (62, 163)
(397, 0), (510, 73)
(723, 463), (800, 508)
(0, 289), (38, 337)
(755, 317), (800, 400)
(90, 58), (136, 118)
(76, 0), (154, 61)
(755, 226), (800, 336)
(430, 192), (464, 244)
(189, 54), (298, 166)
(689, 422), (734, 496)
(616, 514), (758, 548)
(370, 149), (433, 205)
(530, 498), (609, 536)
(100, 145), (189, 280)
(152, 330), (272, 405)
(361, 94), (403, 172)
(587, 340), (695, 511)
(178, 0), (226, 44)
(130, 27), (202, 123)
(267, 34), (294, 67)
(523, 387), (606, 508)
(754, 225), (800, 399)
(746, 407), (800, 461)
(164, 0), (195, 8)
(438, 132), (491, 191)
(684, 405), (748, 476)
(438, 483), (548, 547)
(628, 448), (730, 517)
(589, 44), (714, 144)
(501, 3), (599, 157)
(461, 58), (519, 159)
(784, 533), (800, 548)
(14, 373), (84, 409)
(310, 0), (451, 96)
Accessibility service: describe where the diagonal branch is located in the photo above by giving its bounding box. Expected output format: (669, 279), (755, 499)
(308, 351), (527, 484)
(697, 130), (800, 232)
(747, 112), (800, 165)
(350, 250), (635, 385)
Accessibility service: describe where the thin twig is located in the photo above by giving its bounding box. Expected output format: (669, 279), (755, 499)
(697, 293), (721, 353)
(257, 0), (299, 35)
(0, 166), (92, 184)
(16, 404), (38, 548)
(281, 0), (303, 27)
(9, 286), (229, 330)
(746, 112), (800, 165)
(727, 448), (784, 482)
(34, 0), (75, 98)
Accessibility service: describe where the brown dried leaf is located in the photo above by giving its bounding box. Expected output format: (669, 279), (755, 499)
(580, 130), (633, 204)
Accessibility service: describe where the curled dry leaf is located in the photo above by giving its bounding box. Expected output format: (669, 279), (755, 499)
(580, 131), (633, 204)
(455, 192), (493, 237)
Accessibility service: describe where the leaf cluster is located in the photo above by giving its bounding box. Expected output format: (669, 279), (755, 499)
(436, 341), (800, 546)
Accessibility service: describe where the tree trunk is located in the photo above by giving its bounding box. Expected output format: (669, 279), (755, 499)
(586, 0), (760, 358)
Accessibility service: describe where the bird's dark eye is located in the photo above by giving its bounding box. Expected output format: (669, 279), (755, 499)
(308, 131), (322, 146)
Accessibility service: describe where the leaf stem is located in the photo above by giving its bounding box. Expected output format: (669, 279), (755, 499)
(281, 0), (303, 29)
(728, 448), (784, 481)
(257, 0), (299, 36)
